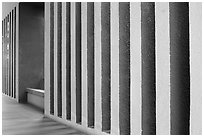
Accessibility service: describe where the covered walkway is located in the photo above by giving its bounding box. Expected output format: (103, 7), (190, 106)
(2, 95), (87, 135)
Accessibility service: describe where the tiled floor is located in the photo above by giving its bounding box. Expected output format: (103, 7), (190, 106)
(2, 94), (87, 135)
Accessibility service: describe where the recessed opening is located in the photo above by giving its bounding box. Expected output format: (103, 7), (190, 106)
(57, 2), (62, 117)
(87, 2), (95, 128)
(76, 2), (82, 124)
(119, 2), (130, 135)
(170, 2), (190, 135)
(50, 2), (54, 115)
(141, 2), (156, 135)
(101, 2), (111, 132)
(66, 2), (71, 120)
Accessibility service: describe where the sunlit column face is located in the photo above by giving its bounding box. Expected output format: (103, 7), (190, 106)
(7, 22), (9, 30)
(7, 44), (9, 50)
(7, 44), (9, 59)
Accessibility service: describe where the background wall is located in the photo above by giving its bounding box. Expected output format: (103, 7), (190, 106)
(2, 2), (18, 19)
(18, 2), (44, 102)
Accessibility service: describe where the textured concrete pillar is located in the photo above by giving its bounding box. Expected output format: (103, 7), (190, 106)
(54, 2), (58, 116)
(94, 2), (102, 131)
(9, 13), (12, 97)
(4, 17), (7, 95)
(44, 2), (50, 116)
(62, 2), (67, 120)
(11, 11), (14, 97)
(13, 7), (16, 98)
(71, 2), (76, 122)
(81, 2), (88, 127)
(5, 16), (8, 95)
(11, 10), (13, 98)
(4, 13), (6, 95)
(110, 2), (120, 135)
(130, 2), (142, 135)
(7, 14), (9, 96)
(155, 2), (170, 135)
(9, 11), (12, 97)
(15, 4), (19, 102)
(189, 2), (202, 135)
(6, 16), (8, 96)
(8, 13), (11, 97)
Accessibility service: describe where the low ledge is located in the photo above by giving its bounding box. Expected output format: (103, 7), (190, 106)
(26, 88), (44, 97)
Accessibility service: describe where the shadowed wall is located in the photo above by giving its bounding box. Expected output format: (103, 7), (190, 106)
(19, 2), (44, 102)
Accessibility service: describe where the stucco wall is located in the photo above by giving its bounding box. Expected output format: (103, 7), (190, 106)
(18, 3), (44, 102)
(2, 2), (18, 19)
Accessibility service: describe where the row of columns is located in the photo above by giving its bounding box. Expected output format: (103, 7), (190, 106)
(2, 6), (17, 100)
(44, 2), (202, 135)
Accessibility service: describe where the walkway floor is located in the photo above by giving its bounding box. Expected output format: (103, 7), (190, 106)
(2, 94), (87, 135)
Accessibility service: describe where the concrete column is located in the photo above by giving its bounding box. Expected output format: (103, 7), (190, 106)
(155, 2), (170, 135)
(54, 2), (58, 116)
(8, 13), (11, 97)
(71, 2), (76, 122)
(2, 19), (5, 94)
(62, 2), (67, 120)
(130, 2), (142, 135)
(3, 18), (6, 95)
(5, 16), (8, 96)
(5, 16), (8, 95)
(7, 16), (9, 96)
(11, 9), (14, 97)
(13, 7), (16, 98)
(10, 13), (12, 97)
(94, 2), (102, 131)
(15, 4), (19, 102)
(110, 2), (120, 135)
(189, 2), (202, 135)
(81, 2), (88, 127)
(44, 2), (50, 116)
(9, 12), (11, 96)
